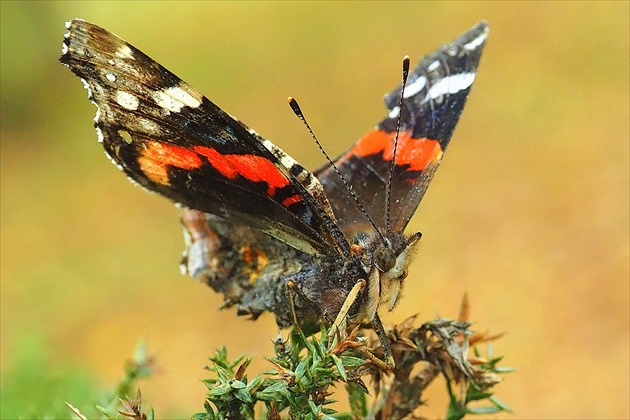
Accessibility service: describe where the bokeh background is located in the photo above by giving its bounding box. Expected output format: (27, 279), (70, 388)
(1, 1), (628, 418)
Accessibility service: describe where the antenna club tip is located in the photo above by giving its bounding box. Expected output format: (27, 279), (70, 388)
(288, 97), (303, 117)
(402, 55), (411, 74)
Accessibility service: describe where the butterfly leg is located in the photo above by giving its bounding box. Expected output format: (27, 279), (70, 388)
(287, 281), (305, 333)
(287, 279), (366, 340)
(327, 279), (366, 342)
(327, 280), (394, 370)
(372, 312), (394, 368)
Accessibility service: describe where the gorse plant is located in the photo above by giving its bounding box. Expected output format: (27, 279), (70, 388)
(193, 325), (367, 420)
(67, 296), (511, 419)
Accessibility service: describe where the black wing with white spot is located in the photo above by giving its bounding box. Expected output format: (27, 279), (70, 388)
(315, 22), (488, 237)
(60, 19), (348, 255)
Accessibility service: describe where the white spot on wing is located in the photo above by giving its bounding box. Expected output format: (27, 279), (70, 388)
(388, 106), (400, 119)
(104, 150), (124, 171)
(80, 78), (93, 99)
(403, 76), (427, 98)
(152, 86), (201, 112)
(116, 90), (139, 110)
(423, 72), (475, 102)
(152, 91), (180, 112)
(166, 86), (202, 109)
(463, 30), (488, 51)
(427, 60), (440, 72)
(139, 117), (159, 133)
(96, 125), (105, 143)
(61, 42), (68, 55)
(261, 138), (294, 169)
(115, 45), (134, 59)
(260, 137), (336, 221)
(106, 73), (116, 82)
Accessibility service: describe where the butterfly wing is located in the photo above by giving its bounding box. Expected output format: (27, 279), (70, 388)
(61, 19), (348, 256)
(315, 21), (488, 237)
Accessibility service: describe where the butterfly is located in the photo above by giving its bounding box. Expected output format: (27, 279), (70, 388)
(60, 19), (487, 363)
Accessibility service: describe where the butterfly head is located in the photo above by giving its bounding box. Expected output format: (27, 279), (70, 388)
(362, 231), (422, 322)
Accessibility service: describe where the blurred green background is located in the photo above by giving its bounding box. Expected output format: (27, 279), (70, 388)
(1, 1), (628, 418)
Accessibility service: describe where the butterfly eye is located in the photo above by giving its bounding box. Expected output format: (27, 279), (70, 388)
(375, 245), (396, 272)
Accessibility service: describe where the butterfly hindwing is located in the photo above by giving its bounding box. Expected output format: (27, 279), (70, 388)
(315, 22), (488, 237)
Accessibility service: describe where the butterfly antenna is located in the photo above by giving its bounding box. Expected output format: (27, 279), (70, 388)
(385, 56), (411, 235)
(288, 97), (386, 243)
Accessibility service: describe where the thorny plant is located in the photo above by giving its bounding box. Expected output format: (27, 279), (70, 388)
(193, 294), (512, 419)
(67, 295), (512, 420)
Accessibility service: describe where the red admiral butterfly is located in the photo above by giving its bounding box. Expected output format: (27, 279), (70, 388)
(60, 19), (487, 363)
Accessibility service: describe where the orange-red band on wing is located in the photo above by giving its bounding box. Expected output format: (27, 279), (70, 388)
(282, 194), (301, 207)
(139, 142), (299, 206)
(193, 146), (291, 197)
(349, 130), (443, 173)
(139, 141), (203, 185)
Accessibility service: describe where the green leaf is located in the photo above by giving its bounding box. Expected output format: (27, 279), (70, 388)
(95, 405), (113, 418)
(303, 334), (318, 356)
(311, 346), (323, 366)
(234, 388), (252, 404)
(487, 354), (504, 365)
(346, 382), (367, 418)
(340, 356), (365, 367)
(256, 381), (287, 401)
(230, 380), (246, 390)
(331, 354), (347, 382)
(204, 400), (213, 412)
(212, 365), (231, 382)
(294, 360), (308, 383)
(308, 399), (319, 414)
(466, 405), (503, 414)
(489, 395), (512, 412)
(332, 414), (354, 420)
(445, 379), (466, 420)
(229, 355), (246, 370)
(192, 410), (214, 420)
(208, 384), (232, 397)
(201, 378), (218, 389)
(445, 400), (467, 420)
(311, 367), (334, 378)
(245, 376), (262, 393)
(467, 389), (493, 401)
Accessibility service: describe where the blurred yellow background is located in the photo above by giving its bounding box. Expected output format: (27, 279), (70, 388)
(1, 1), (628, 418)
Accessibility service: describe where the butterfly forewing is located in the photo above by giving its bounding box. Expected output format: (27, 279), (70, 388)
(60, 19), (346, 255)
